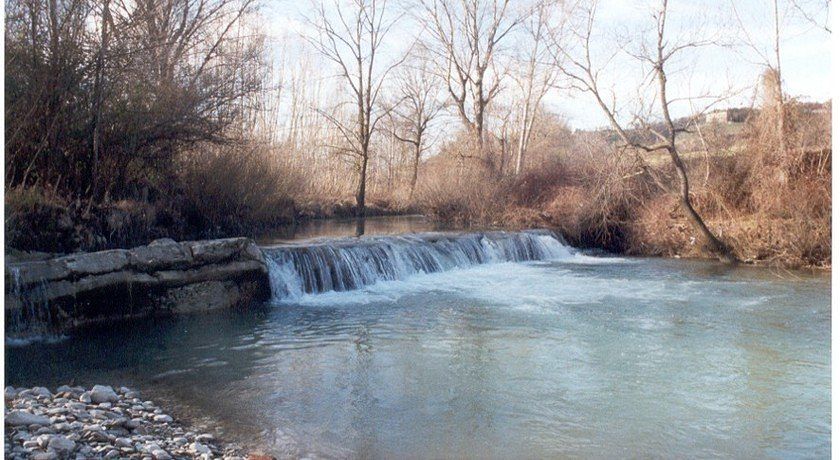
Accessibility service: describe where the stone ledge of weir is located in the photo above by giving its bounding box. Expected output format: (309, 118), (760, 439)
(4, 237), (272, 338)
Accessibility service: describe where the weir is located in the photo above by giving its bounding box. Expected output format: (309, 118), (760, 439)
(263, 229), (572, 300)
(4, 238), (271, 338)
(4, 230), (573, 338)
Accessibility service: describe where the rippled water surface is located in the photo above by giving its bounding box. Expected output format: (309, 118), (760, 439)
(6, 256), (830, 458)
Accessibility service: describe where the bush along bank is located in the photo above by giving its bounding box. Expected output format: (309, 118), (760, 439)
(4, 185), (416, 255)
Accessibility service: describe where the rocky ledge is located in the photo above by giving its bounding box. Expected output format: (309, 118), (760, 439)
(5, 237), (271, 337)
(4, 385), (249, 460)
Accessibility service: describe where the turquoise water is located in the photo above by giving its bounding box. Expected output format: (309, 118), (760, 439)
(5, 256), (830, 458)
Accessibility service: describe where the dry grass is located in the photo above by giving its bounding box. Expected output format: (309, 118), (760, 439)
(179, 143), (304, 233)
(420, 102), (830, 268)
(5, 186), (75, 253)
(415, 157), (507, 227)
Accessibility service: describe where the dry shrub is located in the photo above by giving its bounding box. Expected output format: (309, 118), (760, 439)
(728, 102), (831, 266)
(5, 186), (75, 253)
(550, 150), (658, 253)
(627, 194), (706, 258)
(491, 160), (587, 230)
(179, 143), (304, 234)
(507, 158), (577, 207)
(630, 100), (831, 267)
(690, 156), (754, 216)
(415, 158), (506, 227)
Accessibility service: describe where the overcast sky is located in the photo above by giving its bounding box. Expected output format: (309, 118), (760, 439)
(259, 0), (832, 130)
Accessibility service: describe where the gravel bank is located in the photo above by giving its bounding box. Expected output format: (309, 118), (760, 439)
(4, 385), (252, 460)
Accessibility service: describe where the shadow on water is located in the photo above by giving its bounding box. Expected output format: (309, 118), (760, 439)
(355, 217), (365, 237)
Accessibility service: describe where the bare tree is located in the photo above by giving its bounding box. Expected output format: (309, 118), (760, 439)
(418, 0), (522, 166)
(490, 102), (516, 174)
(789, 0), (831, 33)
(386, 59), (444, 197)
(307, 0), (402, 217)
(767, 0), (787, 170)
(512, 0), (558, 175)
(89, 0), (112, 202)
(729, 0), (829, 179)
(551, 0), (737, 262)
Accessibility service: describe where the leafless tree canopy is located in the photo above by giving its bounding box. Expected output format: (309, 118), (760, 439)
(4, 0), (831, 265)
(305, 0), (403, 216)
(418, 0), (522, 165)
(385, 58), (445, 196)
(5, 0), (262, 200)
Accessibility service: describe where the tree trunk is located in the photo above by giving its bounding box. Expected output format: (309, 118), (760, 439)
(356, 153), (368, 218)
(91, 0), (110, 201)
(667, 147), (736, 263)
(410, 143), (420, 199)
(772, 0), (787, 178)
(515, 105), (528, 175)
(47, 0), (60, 181)
(651, 16), (736, 264)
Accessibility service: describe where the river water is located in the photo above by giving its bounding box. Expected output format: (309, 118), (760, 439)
(254, 215), (441, 245)
(4, 225), (830, 459)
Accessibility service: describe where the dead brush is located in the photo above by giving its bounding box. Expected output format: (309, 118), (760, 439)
(415, 158), (507, 227)
(179, 143), (305, 234)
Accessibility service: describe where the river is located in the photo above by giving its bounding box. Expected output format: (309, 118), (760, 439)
(5, 220), (830, 458)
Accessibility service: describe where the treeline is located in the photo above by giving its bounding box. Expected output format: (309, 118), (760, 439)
(4, 0), (831, 267)
(4, 0), (286, 250)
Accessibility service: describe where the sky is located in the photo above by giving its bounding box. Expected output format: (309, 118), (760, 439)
(257, 0), (832, 130)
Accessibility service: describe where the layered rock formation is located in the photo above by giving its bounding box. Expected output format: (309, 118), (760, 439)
(5, 238), (270, 337)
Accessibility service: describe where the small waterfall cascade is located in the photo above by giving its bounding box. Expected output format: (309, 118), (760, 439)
(5, 266), (57, 338)
(263, 229), (573, 301)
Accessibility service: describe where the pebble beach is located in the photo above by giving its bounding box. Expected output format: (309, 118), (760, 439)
(4, 385), (253, 460)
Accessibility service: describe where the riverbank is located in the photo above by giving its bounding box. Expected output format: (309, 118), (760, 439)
(416, 150), (830, 269)
(5, 185), (415, 255)
(4, 385), (254, 460)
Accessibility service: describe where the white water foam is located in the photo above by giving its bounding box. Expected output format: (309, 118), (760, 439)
(262, 230), (594, 302)
(274, 258), (700, 311)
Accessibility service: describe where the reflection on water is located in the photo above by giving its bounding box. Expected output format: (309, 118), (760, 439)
(5, 258), (830, 459)
(355, 217), (365, 237)
(256, 215), (442, 245)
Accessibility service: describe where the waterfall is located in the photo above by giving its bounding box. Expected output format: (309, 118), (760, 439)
(263, 229), (573, 301)
(6, 266), (58, 340)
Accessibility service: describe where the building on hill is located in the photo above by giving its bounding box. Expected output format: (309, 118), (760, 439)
(705, 108), (754, 124)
